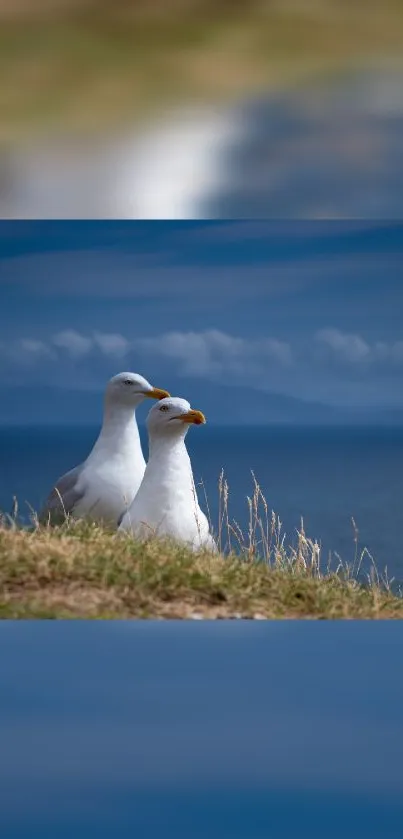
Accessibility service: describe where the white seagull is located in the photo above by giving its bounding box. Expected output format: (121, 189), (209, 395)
(40, 372), (170, 526)
(118, 396), (217, 552)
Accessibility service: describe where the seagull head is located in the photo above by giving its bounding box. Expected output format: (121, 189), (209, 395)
(147, 396), (206, 436)
(106, 372), (170, 408)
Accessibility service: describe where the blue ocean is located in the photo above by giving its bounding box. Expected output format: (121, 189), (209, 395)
(0, 423), (402, 581)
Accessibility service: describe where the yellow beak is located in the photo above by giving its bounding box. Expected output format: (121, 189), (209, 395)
(175, 409), (206, 425)
(143, 387), (170, 400)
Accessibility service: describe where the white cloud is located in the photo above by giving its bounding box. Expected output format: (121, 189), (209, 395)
(3, 326), (403, 411)
(52, 330), (93, 358)
(6, 338), (56, 366)
(50, 330), (131, 360)
(2, 326), (291, 390)
(388, 340), (403, 363)
(315, 328), (403, 367)
(0, 330), (133, 370)
(5, 325), (403, 379)
(19, 339), (52, 356)
(93, 332), (131, 358)
(316, 328), (371, 363)
(135, 329), (293, 379)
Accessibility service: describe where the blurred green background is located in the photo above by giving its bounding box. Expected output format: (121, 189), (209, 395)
(1, 0), (403, 145)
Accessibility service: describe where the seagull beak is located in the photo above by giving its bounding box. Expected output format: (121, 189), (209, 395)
(175, 409), (206, 425)
(143, 387), (170, 400)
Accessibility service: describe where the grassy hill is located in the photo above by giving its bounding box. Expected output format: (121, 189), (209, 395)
(0, 516), (401, 619)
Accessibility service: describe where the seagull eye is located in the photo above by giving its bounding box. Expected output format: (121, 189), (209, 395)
(159, 405), (169, 412)
(124, 379), (133, 385)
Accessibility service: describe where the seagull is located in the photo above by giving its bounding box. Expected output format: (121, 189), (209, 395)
(118, 396), (217, 552)
(39, 372), (170, 526)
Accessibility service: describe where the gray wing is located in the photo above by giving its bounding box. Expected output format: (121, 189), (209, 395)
(39, 464), (86, 525)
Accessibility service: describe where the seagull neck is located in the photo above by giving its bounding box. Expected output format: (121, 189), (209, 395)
(148, 430), (188, 463)
(96, 401), (140, 450)
(143, 430), (195, 507)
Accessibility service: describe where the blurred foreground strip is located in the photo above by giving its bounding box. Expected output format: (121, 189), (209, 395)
(0, 2), (403, 217)
(1, 69), (403, 218)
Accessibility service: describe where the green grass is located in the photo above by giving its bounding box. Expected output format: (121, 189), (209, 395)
(1, 1), (403, 144)
(1, 472), (400, 620)
(0, 495), (401, 619)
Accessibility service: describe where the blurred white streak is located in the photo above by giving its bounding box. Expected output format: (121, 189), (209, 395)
(109, 109), (245, 219)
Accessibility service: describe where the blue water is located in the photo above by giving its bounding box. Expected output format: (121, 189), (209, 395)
(0, 424), (403, 580)
(0, 622), (403, 838)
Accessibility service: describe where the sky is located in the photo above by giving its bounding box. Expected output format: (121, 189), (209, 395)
(0, 220), (402, 424)
(0, 622), (402, 838)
